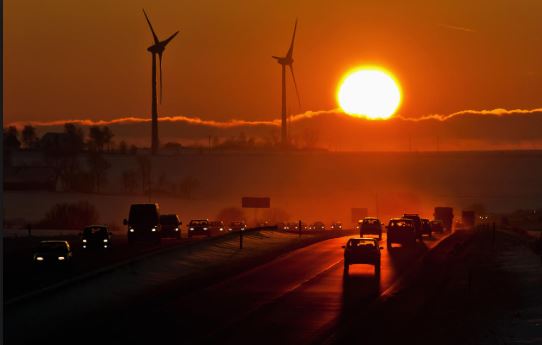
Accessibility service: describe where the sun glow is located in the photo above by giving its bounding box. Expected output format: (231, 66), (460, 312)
(337, 67), (402, 120)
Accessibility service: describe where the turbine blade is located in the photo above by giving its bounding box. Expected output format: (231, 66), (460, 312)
(159, 52), (163, 104)
(289, 64), (301, 108)
(143, 9), (160, 44)
(286, 19), (298, 59)
(161, 31), (179, 47)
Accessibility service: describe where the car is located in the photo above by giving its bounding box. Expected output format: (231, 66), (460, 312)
(33, 241), (72, 268)
(160, 214), (181, 239)
(229, 221), (247, 232)
(430, 220), (444, 233)
(421, 218), (433, 238)
(386, 218), (417, 248)
(289, 222), (307, 231)
(124, 203), (161, 244)
(81, 225), (112, 249)
(330, 222), (342, 230)
(343, 237), (382, 275)
(359, 217), (383, 240)
(403, 214), (423, 240)
(188, 219), (210, 237)
(311, 221), (326, 231)
(210, 220), (225, 233)
(277, 222), (289, 231)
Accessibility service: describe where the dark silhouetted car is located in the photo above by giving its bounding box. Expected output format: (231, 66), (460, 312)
(343, 237), (382, 275)
(430, 220), (444, 233)
(310, 221), (326, 231)
(188, 219), (210, 237)
(160, 214), (181, 239)
(229, 221), (246, 232)
(210, 220), (225, 233)
(403, 214), (423, 240)
(81, 225), (112, 249)
(359, 217), (383, 239)
(421, 218), (433, 238)
(33, 241), (72, 267)
(387, 218), (417, 248)
(124, 203), (161, 243)
(330, 222), (342, 230)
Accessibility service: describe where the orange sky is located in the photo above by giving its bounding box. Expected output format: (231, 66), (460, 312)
(3, 0), (542, 125)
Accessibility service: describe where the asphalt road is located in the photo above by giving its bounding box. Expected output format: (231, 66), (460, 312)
(4, 229), (234, 301)
(58, 231), (447, 345)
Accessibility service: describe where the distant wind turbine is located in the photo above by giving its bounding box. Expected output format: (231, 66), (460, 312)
(143, 9), (179, 155)
(273, 19), (300, 148)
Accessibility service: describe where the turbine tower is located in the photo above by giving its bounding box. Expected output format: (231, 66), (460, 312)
(273, 20), (300, 148)
(143, 9), (179, 155)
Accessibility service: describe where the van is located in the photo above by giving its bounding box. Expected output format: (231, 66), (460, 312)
(124, 203), (161, 243)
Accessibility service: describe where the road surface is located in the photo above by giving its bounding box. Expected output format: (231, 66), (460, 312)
(46, 232), (447, 345)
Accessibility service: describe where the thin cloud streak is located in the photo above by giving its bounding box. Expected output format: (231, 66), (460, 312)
(9, 108), (542, 129)
(439, 23), (476, 33)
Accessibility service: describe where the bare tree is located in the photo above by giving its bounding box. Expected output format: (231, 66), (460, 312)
(87, 150), (111, 193)
(22, 125), (39, 149)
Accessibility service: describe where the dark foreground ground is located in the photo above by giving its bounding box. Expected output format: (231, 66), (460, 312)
(6, 228), (541, 345)
(329, 228), (542, 345)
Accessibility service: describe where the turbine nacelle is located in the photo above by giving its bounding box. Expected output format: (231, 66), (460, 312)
(147, 44), (165, 54)
(272, 56), (293, 66)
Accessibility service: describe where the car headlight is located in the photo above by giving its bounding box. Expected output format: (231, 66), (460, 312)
(151, 227), (157, 232)
(104, 245), (108, 248)
(36, 256), (44, 261)
(129, 228), (135, 232)
(175, 227), (179, 231)
(83, 245), (86, 249)
(58, 256), (65, 261)
(229, 228), (233, 231)
(82, 239), (87, 243)
(189, 227), (194, 231)
(220, 228), (224, 231)
(103, 239), (108, 243)
(203, 227), (208, 231)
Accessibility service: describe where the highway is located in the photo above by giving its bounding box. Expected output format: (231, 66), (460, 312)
(45, 231), (448, 345)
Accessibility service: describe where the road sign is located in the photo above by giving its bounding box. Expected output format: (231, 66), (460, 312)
(351, 208), (368, 223)
(242, 197), (270, 208)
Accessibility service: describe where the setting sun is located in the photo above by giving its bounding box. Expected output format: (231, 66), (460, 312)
(337, 67), (402, 119)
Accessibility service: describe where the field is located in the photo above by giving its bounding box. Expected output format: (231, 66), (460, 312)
(5, 150), (542, 229)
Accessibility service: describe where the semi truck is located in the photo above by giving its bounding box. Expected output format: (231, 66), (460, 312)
(434, 207), (454, 232)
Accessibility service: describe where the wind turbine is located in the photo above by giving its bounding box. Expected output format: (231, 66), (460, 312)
(273, 19), (300, 148)
(143, 9), (179, 155)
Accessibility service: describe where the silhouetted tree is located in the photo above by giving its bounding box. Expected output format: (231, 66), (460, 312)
(3, 126), (21, 149)
(64, 123), (84, 152)
(302, 129), (319, 148)
(102, 126), (114, 152)
(88, 126), (105, 152)
(87, 150), (111, 193)
(37, 201), (99, 229)
(22, 125), (39, 149)
(118, 140), (128, 154)
(3, 126), (20, 167)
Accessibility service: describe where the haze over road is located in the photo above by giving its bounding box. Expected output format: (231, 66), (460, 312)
(42, 232), (447, 345)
